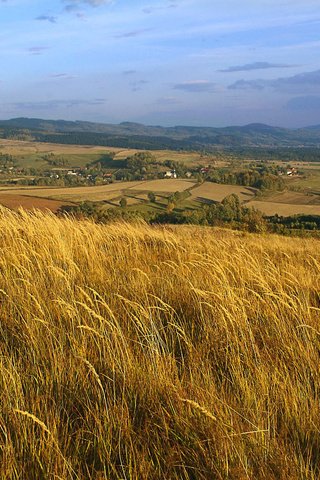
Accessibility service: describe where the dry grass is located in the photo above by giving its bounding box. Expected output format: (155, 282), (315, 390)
(0, 207), (319, 479)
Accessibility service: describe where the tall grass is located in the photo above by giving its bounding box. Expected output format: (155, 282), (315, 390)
(0, 206), (319, 479)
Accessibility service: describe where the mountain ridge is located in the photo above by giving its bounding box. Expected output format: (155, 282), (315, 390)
(1, 117), (320, 149)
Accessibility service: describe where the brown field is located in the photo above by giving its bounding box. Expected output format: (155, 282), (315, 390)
(0, 194), (73, 212)
(190, 182), (256, 203)
(247, 200), (320, 216)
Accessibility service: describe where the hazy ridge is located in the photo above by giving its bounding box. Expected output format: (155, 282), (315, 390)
(1, 117), (320, 149)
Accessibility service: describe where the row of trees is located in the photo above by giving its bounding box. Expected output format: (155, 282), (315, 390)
(207, 169), (285, 190)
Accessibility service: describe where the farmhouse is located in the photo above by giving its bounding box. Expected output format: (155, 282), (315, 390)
(164, 170), (177, 179)
(286, 167), (297, 176)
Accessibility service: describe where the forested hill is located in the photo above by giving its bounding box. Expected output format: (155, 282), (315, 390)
(1, 117), (320, 150)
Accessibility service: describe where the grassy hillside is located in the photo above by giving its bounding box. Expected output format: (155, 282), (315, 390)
(0, 208), (319, 479)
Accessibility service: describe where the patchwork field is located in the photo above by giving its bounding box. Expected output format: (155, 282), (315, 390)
(0, 179), (195, 208)
(1, 135), (320, 219)
(2, 177), (320, 217)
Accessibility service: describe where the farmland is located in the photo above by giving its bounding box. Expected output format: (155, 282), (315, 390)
(2, 178), (320, 217)
(1, 138), (320, 222)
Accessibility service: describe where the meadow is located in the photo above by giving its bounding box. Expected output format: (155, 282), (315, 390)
(0, 207), (319, 479)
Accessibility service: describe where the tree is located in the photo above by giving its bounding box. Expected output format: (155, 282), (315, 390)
(148, 192), (156, 203)
(166, 201), (175, 213)
(119, 197), (127, 208)
(221, 194), (241, 221)
(245, 208), (267, 233)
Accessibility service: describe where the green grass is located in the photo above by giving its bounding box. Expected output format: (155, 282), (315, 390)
(13, 153), (111, 170)
(286, 171), (320, 193)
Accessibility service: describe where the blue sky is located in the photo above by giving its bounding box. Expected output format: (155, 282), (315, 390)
(1, 0), (320, 127)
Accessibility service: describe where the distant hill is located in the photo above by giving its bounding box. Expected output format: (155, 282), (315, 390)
(1, 117), (320, 150)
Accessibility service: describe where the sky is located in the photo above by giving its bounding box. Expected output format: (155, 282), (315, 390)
(1, 0), (320, 127)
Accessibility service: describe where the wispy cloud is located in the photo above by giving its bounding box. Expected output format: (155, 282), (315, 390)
(123, 70), (137, 75)
(173, 80), (216, 93)
(27, 46), (50, 55)
(49, 73), (77, 80)
(220, 61), (295, 72)
(36, 15), (57, 24)
(229, 70), (320, 94)
(115, 28), (153, 38)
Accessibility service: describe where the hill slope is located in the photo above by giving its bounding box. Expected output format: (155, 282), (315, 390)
(1, 117), (320, 148)
(0, 208), (319, 479)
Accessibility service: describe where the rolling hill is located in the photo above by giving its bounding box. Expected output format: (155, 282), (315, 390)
(1, 117), (320, 150)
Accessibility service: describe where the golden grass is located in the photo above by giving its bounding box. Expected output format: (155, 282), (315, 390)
(0, 207), (319, 479)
